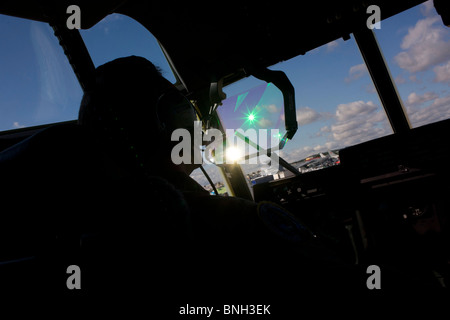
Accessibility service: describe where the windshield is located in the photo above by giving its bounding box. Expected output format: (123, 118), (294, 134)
(197, 0), (450, 190)
(191, 1), (450, 191)
(217, 31), (392, 184)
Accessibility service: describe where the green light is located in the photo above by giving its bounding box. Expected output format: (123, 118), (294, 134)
(242, 107), (260, 127)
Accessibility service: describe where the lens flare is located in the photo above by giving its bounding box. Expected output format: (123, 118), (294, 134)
(241, 107), (261, 127)
(226, 146), (242, 163)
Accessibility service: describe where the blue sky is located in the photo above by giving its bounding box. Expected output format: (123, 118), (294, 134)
(1, 1), (449, 187)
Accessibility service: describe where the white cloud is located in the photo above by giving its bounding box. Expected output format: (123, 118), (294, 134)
(314, 126), (331, 138)
(367, 110), (388, 123)
(420, 0), (435, 17)
(280, 100), (391, 162)
(330, 100), (391, 147)
(13, 122), (25, 129)
(311, 141), (340, 153)
(394, 16), (450, 73)
(263, 104), (279, 113)
(395, 75), (407, 85)
(280, 146), (316, 163)
(345, 63), (368, 82)
(331, 119), (389, 146)
(282, 106), (330, 125)
(335, 100), (377, 122)
(433, 95), (450, 108)
(331, 119), (365, 141)
(296, 107), (325, 126)
(326, 40), (339, 52)
(405, 91), (439, 106)
(303, 146), (313, 153)
(313, 145), (324, 152)
(407, 94), (450, 127)
(257, 118), (272, 128)
(285, 101), (391, 159)
(433, 61), (450, 83)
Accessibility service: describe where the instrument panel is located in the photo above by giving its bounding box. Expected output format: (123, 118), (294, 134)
(253, 119), (450, 284)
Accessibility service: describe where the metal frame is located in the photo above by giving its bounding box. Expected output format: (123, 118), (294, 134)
(354, 28), (411, 134)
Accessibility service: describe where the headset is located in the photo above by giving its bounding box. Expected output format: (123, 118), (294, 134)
(155, 88), (200, 136)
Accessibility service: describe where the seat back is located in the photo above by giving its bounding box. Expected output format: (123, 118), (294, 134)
(0, 123), (192, 297)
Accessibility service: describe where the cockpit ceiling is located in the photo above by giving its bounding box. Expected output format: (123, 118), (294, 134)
(0, 0), (430, 91)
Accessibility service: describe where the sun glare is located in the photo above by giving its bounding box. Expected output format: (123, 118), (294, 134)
(226, 146), (242, 163)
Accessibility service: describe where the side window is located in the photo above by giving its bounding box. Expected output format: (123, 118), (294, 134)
(375, 0), (450, 128)
(0, 15), (82, 131)
(80, 14), (176, 83)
